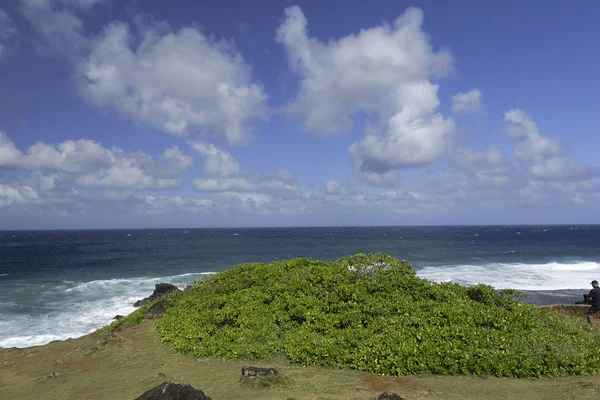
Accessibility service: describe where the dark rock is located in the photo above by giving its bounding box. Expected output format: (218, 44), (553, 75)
(241, 366), (278, 378)
(113, 315), (125, 320)
(377, 392), (406, 400)
(134, 298), (150, 307)
(135, 381), (212, 400)
(134, 283), (180, 307)
(152, 283), (179, 297)
(144, 298), (168, 319)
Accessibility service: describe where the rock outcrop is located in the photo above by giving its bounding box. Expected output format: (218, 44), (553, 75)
(143, 297), (168, 319)
(134, 283), (180, 307)
(377, 392), (407, 400)
(241, 366), (278, 378)
(135, 381), (212, 400)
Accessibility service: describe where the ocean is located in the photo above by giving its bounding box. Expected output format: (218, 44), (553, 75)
(1, 225), (599, 348)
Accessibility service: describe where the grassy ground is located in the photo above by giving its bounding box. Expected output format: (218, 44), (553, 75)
(2, 314), (600, 400)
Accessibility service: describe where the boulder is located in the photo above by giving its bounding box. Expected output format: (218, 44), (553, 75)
(135, 381), (212, 400)
(377, 393), (406, 400)
(144, 298), (168, 319)
(134, 283), (180, 307)
(241, 366), (278, 378)
(113, 315), (125, 321)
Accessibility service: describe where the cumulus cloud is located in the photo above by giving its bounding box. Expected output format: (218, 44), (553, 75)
(0, 9), (17, 59)
(187, 141), (240, 178)
(0, 183), (39, 208)
(188, 140), (301, 196)
(504, 109), (597, 181)
(77, 21), (267, 145)
(277, 6), (455, 176)
(0, 132), (192, 189)
(452, 89), (482, 114)
(350, 81), (455, 174)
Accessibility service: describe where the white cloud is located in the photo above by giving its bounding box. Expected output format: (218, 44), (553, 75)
(350, 81), (455, 173)
(1, 132), (112, 172)
(504, 109), (596, 181)
(0, 183), (39, 208)
(277, 6), (455, 176)
(192, 177), (258, 192)
(188, 141), (240, 178)
(324, 180), (341, 194)
(78, 21), (267, 145)
(188, 140), (254, 192)
(530, 157), (598, 181)
(73, 146), (193, 189)
(21, 0), (91, 57)
(453, 145), (504, 171)
(0, 132), (192, 189)
(452, 89), (482, 114)
(0, 9), (17, 59)
(187, 140), (306, 199)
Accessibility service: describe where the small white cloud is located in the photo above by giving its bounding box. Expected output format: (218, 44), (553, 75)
(324, 180), (340, 194)
(188, 141), (240, 178)
(192, 177), (258, 192)
(189, 140), (304, 195)
(0, 183), (39, 208)
(504, 109), (597, 181)
(452, 89), (482, 114)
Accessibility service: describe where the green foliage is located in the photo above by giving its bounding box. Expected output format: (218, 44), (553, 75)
(103, 300), (157, 331)
(155, 253), (600, 377)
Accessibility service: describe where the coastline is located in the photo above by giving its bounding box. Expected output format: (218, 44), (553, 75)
(0, 307), (597, 400)
(0, 286), (590, 349)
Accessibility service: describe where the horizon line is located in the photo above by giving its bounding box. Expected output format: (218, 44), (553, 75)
(1, 223), (599, 232)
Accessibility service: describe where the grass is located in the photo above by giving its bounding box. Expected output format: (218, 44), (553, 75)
(1, 319), (600, 400)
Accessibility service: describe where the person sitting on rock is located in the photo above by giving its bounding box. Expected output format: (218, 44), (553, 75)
(587, 280), (600, 324)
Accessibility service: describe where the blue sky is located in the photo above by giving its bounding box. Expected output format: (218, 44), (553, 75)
(0, 0), (599, 229)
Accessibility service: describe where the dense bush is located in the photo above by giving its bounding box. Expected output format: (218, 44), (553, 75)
(154, 253), (600, 377)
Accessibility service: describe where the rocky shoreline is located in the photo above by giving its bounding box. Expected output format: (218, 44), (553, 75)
(1, 282), (597, 400)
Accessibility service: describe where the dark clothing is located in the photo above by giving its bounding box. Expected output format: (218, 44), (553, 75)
(589, 288), (600, 307)
(588, 306), (600, 316)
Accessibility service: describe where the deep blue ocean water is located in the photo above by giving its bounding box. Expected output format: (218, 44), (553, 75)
(1, 225), (599, 348)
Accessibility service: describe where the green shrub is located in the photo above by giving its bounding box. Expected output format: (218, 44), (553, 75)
(103, 300), (157, 331)
(154, 253), (600, 377)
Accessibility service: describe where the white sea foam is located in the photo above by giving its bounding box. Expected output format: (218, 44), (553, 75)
(417, 261), (600, 290)
(0, 272), (214, 348)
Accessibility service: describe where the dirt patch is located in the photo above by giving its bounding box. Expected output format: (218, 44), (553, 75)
(73, 386), (100, 397)
(69, 359), (96, 372)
